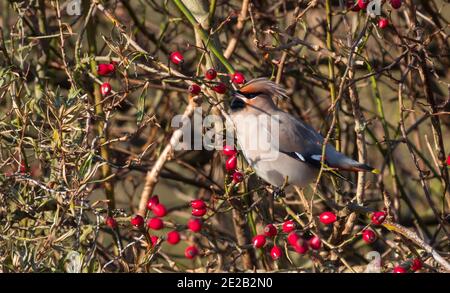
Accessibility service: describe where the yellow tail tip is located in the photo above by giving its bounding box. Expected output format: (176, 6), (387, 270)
(371, 168), (381, 174)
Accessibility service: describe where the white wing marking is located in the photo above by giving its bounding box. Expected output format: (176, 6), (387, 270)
(311, 155), (322, 161)
(294, 152), (306, 162)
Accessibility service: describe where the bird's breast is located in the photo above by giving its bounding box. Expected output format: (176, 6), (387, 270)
(232, 113), (318, 187)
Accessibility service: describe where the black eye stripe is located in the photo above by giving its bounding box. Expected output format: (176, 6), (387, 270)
(237, 91), (262, 99)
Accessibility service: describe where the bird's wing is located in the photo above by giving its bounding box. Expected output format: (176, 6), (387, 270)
(273, 112), (377, 173)
(277, 115), (330, 168)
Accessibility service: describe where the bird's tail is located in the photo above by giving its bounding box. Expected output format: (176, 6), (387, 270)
(327, 152), (380, 174)
(343, 162), (380, 174)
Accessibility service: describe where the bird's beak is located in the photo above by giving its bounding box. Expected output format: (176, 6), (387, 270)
(230, 91), (246, 110)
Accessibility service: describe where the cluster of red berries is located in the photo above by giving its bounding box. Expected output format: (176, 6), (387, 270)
(190, 199), (207, 217)
(222, 145), (244, 184)
(251, 220), (324, 261)
(105, 194), (206, 260)
(185, 67), (227, 96)
(248, 212), (335, 261)
(264, 206), (410, 269)
(126, 196), (167, 231)
(146, 195), (166, 230)
(318, 210), (386, 245)
(205, 67), (237, 94)
(357, 210), (387, 244)
(182, 199), (207, 259)
(379, 0), (403, 29)
(169, 51), (246, 97)
(351, 210), (388, 244)
(97, 61), (116, 97)
(204, 67), (227, 95)
(252, 210), (388, 260)
(347, 0), (403, 29)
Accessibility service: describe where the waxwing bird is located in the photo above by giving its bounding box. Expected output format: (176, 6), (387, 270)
(229, 78), (379, 188)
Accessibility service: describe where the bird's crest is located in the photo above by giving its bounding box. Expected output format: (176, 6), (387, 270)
(239, 78), (288, 100)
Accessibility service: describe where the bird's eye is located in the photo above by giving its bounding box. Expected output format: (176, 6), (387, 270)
(238, 91), (261, 99)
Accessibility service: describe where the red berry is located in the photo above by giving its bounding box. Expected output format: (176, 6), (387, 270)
(105, 216), (117, 229)
(146, 195), (159, 210)
(411, 258), (422, 272)
(378, 18), (389, 29)
(252, 235), (266, 248)
(293, 238), (309, 254)
(286, 232), (308, 254)
(97, 63), (115, 76)
(130, 215), (144, 227)
(446, 155), (450, 166)
(185, 245), (199, 259)
(389, 0), (402, 9)
(270, 245), (283, 260)
(205, 68), (217, 80)
(264, 224), (277, 237)
(371, 211), (387, 225)
(188, 84), (201, 95)
(282, 220), (296, 233)
(97, 64), (108, 75)
(152, 203), (167, 217)
(287, 232), (300, 246)
(225, 155), (238, 171)
(167, 230), (181, 245)
(347, 0), (361, 11)
(191, 199), (206, 209)
(393, 266), (407, 273)
(150, 235), (159, 246)
(100, 82), (112, 96)
(308, 235), (322, 250)
(223, 145), (237, 157)
(230, 72), (246, 84)
(232, 171), (244, 183)
(319, 211), (337, 225)
(192, 208), (207, 217)
(147, 217), (164, 230)
(357, 0), (369, 9)
(170, 51), (184, 65)
(187, 218), (202, 232)
(362, 229), (377, 244)
(212, 82), (227, 94)
(19, 160), (27, 174)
